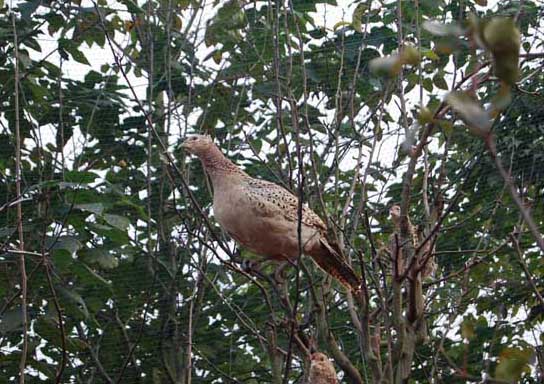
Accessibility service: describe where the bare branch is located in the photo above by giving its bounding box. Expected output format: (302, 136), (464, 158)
(12, 13), (28, 384)
(485, 135), (544, 252)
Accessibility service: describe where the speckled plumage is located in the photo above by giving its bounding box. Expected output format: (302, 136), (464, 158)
(309, 352), (338, 384)
(182, 135), (360, 290)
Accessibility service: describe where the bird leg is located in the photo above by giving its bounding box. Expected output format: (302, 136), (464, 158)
(230, 247), (243, 263)
(273, 260), (291, 285)
(241, 259), (259, 272)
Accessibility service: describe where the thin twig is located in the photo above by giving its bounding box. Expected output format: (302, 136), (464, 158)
(510, 234), (544, 307)
(114, 272), (158, 383)
(485, 135), (544, 252)
(12, 13), (28, 384)
(76, 324), (113, 384)
(93, 1), (233, 262)
(282, 3), (305, 380)
(44, 263), (68, 383)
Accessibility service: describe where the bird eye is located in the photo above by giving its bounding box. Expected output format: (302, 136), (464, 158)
(191, 137), (197, 141)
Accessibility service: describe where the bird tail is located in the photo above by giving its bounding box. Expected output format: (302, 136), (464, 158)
(310, 239), (361, 291)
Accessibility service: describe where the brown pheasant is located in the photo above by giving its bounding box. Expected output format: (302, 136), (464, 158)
(389, 205), (436, 278)
(309, 352), (338, 384)
(182, 134), (360, 291)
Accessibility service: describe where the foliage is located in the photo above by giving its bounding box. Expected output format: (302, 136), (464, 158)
(0, 0), (543, 383)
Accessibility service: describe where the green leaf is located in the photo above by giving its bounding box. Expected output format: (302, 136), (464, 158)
(369, 55), (402, 77)
(18, 0), (41, 20)
(422, 78), (433, 92)
(64, 170), (99, 184)
(75, 203), (105, 215)
(50, 236), (82, 255)
(251, 139), (262, 153)
(422, 21), (463, 36)
(59, 38), (90, 65)
(418, 107), (434, 124)
(46, 14), (64, 36)
(445, 91), (492, 137)
(422, 48), (440, 61)
(433, 74), (449, 90)
(352, 4), (367, 33)
(120, 0), (143, 14)
(0, 307), (24, 333)
(57, 286), (89, 319)
(438, 120), (453, 137)
(103, 214), (130, 231)
(79, 263), (112, 286)
(82, 248), (119, 269)
(52, 249), (73, 271)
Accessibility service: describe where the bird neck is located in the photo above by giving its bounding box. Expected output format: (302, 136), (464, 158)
(200, 145), (246, 180)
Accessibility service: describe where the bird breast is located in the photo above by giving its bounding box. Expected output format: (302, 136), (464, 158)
(212, 184), (320, 260)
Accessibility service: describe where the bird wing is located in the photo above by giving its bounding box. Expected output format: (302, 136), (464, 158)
(244, 178), (327, 231)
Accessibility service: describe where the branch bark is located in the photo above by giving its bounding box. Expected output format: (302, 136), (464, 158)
(12, 13), (28, 384)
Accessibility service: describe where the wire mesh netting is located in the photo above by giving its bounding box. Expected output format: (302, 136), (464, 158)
(1, 0), (544, 383)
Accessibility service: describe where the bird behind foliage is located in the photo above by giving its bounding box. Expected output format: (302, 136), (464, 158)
(309, 352), (338, 384)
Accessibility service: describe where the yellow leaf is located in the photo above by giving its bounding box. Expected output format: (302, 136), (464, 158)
(418, 107), (434, 125)
(400, 46), (420, 66)
(352, 4), (367, 33)
(482, 17), (520, 85)
(333, 21), (351, 31)
(422, 48), (440, 61)
(460, 318), (475, 340)
(213, 51), (222, 64)
(491, 83), (513, 111)
(495, 347), (533, 381)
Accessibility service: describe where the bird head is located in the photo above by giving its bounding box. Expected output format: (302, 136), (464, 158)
(389, 205), (401, 220)
(310, 352), (328, 363)
(181, 134), (214, 157)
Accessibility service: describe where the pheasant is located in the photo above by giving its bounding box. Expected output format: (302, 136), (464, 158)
(182, 134), (360, 291)
(389, 205), (435, 278)
(309, 352), (338, 384)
